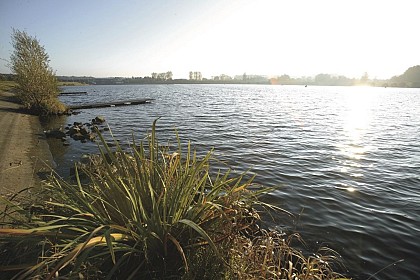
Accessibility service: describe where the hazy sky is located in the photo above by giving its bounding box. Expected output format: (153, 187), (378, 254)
(1, 0), (419, 79)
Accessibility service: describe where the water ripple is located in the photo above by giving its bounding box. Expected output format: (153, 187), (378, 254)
(56, 84), (420, 279)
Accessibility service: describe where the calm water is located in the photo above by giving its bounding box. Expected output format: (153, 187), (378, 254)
(48, 84), (420, 279)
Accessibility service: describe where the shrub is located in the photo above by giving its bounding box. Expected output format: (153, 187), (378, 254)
(9, 29), (66, 115)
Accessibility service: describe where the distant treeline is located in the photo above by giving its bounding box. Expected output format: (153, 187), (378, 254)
(53, 73), (271, 86)
(271, 65), (420, 88)
(2, 65), (420, 87)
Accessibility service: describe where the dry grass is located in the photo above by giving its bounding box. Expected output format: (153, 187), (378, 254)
(227, 231), (347, 279)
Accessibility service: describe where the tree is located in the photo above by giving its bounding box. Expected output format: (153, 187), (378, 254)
(388, 66), (420, 88)
(157, 73), (165, 80)
(165, 71), (173, 80)
(10, 29), (66, 115)
(401, 65), (420, 82)
(394, 65), (420, 87)
(360, 72), (369, 84)
(315, 73), (330, 85)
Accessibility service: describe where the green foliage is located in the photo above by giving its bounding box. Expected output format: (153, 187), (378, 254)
(10, 29), (66, 115)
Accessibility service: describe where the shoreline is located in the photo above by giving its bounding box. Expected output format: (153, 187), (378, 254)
(0, 90), (54, 200)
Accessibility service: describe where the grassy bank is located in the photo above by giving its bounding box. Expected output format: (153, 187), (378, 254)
(0, 121), (348, 279)
(0, 81), (16, 92)
(0, 80), (88, 91)
(0, 79), (87, 89)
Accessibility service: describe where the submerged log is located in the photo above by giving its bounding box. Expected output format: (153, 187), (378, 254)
(68, 98), (153, 110)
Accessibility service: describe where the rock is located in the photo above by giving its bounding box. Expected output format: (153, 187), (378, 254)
(87, 133), (96, 141)
(80, 154), (102, 166)
(63, 141), (70, 146)
(80, 127), (89, 135)
(92, 116), (106, 124)
(68, 126), (80, 136)
(73, 122), (83, 126)
(45, 129), (66, 139)
(106, 142), (117, 147)
(80, 154), (91, 164)
(72, 133), (85, 141)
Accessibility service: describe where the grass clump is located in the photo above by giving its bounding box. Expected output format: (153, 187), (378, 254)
(0, 121), (348, 279)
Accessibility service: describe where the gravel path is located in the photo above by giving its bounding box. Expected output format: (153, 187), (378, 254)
(0, 91), (53, 200)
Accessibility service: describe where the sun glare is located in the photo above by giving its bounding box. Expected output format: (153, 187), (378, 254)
(346, 186), (356, 193)
(340, 88), (376, 158)
(336, 87), (380, 178)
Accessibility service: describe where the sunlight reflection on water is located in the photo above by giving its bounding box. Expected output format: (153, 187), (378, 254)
(340, 88), (377, 157)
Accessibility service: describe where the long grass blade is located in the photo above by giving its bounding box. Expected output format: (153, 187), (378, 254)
(178, 219), (219, 258)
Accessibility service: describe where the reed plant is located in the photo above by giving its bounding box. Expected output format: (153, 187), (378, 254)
(0, 120), (348, 279)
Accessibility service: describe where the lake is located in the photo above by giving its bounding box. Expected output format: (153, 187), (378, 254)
(46, 84), (420, 279)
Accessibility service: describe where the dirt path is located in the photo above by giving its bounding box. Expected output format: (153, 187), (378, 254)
(0, 91), (53, 199)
